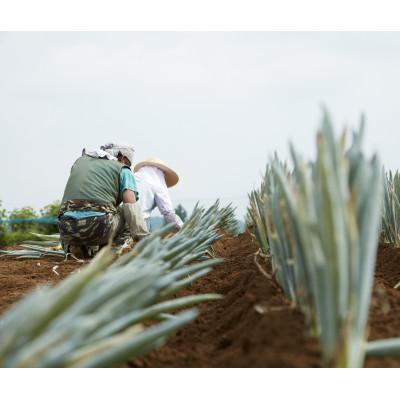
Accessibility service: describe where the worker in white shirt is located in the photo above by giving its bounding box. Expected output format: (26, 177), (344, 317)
(134, 158), (183, 232)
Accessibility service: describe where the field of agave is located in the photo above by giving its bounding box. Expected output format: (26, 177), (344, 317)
(0, 203), (237, 367)
(1, 112), (400, 367)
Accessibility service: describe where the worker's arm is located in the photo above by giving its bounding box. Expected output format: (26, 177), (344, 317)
(154, 187), (183, 231)
(119, 167), (139, 203)
(119, 167), (149, 238)
(122, 189), (137, 204)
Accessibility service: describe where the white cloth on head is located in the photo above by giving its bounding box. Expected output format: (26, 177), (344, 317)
(82, 148), (117, 160)
(134, 166), (183, 229)
(100, 143), (135, 165)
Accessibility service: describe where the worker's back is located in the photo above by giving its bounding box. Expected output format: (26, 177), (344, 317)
(61, 155), (124, 208)
(134, 166), (167, 219)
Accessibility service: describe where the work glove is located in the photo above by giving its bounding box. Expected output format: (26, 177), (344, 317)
(122, 203), (150, 240)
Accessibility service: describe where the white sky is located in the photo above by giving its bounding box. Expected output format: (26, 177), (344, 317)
(1, 32), (400, 218)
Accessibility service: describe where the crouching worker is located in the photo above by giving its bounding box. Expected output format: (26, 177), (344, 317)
(58, 144), (149, 258)
(134, 157), (183, 233)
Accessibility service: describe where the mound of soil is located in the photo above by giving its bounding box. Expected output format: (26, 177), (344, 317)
(135, 232), (322, 367)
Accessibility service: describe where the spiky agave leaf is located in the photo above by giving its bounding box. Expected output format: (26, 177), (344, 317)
(366, 338), (400, 357)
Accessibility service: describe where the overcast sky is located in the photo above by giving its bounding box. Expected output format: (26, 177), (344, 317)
(1, 32), (400, 217)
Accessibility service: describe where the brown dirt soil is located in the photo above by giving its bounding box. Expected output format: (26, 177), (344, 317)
(0, 249), (84, 315)
(134, 235), (400, 368)
(365, 243), (400, 367)
(2, 236), (400, 367)
(132, 232), (322, 367)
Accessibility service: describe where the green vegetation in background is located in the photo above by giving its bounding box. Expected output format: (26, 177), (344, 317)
(8, 206), (39, 233)
(39, 201), (61, 234)
(0, 201), (7, 246)
(0, 200), (60, 246)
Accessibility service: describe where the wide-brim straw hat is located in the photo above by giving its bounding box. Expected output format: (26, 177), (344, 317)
(134, 157), (179, 188)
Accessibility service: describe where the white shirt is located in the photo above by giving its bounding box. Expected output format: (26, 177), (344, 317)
(134, 166), (183, 229)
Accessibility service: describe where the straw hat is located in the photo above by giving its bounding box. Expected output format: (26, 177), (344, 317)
(134, 157), (179, 187)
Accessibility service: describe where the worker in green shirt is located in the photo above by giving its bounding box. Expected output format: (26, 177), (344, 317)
(58, 143), (149, 258)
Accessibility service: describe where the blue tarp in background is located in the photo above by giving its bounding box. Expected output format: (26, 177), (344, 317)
(0, 217), (57, 225)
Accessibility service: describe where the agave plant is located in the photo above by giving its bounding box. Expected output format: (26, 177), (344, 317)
(381, 170), (400, 247)
(182, 200), (239, 237)
(248, 160), (307, 308)
(216, 202), (240, 236)
(247, 184), (269, 255)
(249, 113), (383, 367)
(0, 233), (65, 258)
(0, 202), (234, 367)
